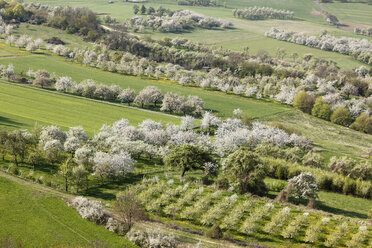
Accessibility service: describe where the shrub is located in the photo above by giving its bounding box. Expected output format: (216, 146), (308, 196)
(328, 156), (355, 176)
(70, 196), (107, 224)
(275, 164), (289, 180)
(240, 203), (274, 234)
(325, 222), (348, 247)
(266, 180), (287, 192)
(317, 174), (333, 190)
(302, 151), (323, 168)
(269, 122), (302, 136)
(330, 107), (353, 126)
(350, 113), (372, 134)
(10, 166), (19, 175)
(312, 97), (332, 120)
(206, 224), (223, 239)
(355, 180), (372, 198)
(349, 162), (372, 180)
(342, 178), (356, 195)
(332, 176), (345, 193)
(293, 91), (315, 114)
(126, 228), (177, 248)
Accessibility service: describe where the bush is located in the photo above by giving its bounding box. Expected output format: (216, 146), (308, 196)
(293, 91), (315, 114)
(10, 166), (19, 175)
(302, 151), (323, 168)
(317, 174), (333, 190)
(206, 224), (223, 239)
(350, 113), (372, 134)
(70, 196), (107, 224)
(356, 181), (372, 198)
(266, 180), (287, 192)
(332, 176), (345, 193)
(269, 122), (302, 136)
(312, 97), (332, 120)
(275, 164), (289, 180)
(25, 174), (35, 181)
(126, 228), (177, 248)
(349, 162), (372, 180)
(328, 156), (355, 176)
(330, 107), (353, 126)
(342, 178), (356, 195)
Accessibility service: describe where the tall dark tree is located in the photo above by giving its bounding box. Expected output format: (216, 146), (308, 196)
(164, 144), (213, 177)
(223, 148), (267, 195)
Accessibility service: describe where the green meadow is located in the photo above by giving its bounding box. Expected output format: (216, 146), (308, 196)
(22, 0), (370, 70)
(0, 175), (137, 247)
(0, 48), (371, 160)
(0, 81), (179, 134)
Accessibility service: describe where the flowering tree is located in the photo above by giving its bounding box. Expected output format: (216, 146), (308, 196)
(134, 86), (163, 107)
(117, 88), (137, 105)
(93, 151), (135, 183)
(180, 116), (195, 131)
(288, 172), (319, 206)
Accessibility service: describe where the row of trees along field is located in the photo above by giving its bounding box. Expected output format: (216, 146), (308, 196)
(0, 111), (371, 198)
(266, 28), (372, 65)
(126, 9), (233, 33)
(233, 7), (294, 20)
(0, 1), (103, 41)
(2, 29), (371, 134)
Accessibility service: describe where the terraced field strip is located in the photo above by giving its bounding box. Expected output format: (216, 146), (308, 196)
(0, 80), (179, 133)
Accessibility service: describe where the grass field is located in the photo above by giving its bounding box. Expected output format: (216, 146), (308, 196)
(0, 53), (290, 120)
(0, 81), (179, 134)
(0, 175), (137, 247)
(21, 0), (370, 70)
(15, 24), (92, 48)
(322, 1), (372, 27)
(1, 49), (371, 160)
(265, 178), (372, 219)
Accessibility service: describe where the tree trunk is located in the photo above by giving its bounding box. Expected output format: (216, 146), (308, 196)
(65, 177), (68, 192)
(85, 176), (89, 191)
(181, 167), (187, 178)
(14, 154), (18, 166)
(2, 150), (4, 161)
(307, 197), (316, 209)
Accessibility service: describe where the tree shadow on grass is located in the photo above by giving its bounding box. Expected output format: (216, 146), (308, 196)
(315, 201), (368, 219)
(84, 173), (145, 201)
(266, 191), (367, 219)
(83, 187), (117, 201)
(0, 116), (22, 128)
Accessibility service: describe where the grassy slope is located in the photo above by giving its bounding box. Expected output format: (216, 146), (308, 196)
(0, 176), (136, 248)
(22, 0), (370, 70)
(322, 1), (372, 26)
(0, 82), (179, 134)
(0, 54), (289, 120)
(15, 24), (92, 48)
(1, 50), (371, 160)
(265, 179), (372, 219)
